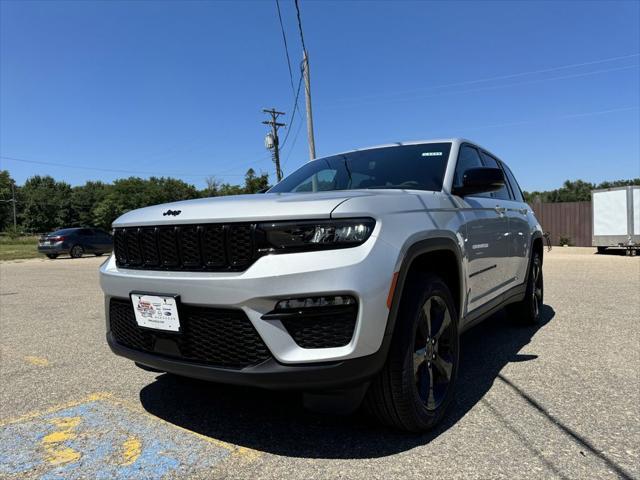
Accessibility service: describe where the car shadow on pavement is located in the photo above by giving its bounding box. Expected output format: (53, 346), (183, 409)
(139, 305), (555, 459)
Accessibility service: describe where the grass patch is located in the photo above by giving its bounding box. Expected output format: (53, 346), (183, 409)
(0, 236), (41, 261)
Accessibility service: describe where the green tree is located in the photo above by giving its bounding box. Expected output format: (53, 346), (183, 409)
(93, 176), (199, 229)
(69, 181), (110, 227)
(596, 178), (640, 189)
(243, 168), (270, 194)
(201, 176), (221, 197)
(524, 178), (640, 203)
(0, 170), (18, 231)
(201, 169), (270, 197)
(19, 175), (73, 232)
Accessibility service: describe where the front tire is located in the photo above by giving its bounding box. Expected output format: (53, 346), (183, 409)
(365, 273), (459, 432)
(70, 245), (84, 258)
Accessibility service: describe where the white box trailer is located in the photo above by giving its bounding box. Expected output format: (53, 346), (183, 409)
(592, 186), (640, 253)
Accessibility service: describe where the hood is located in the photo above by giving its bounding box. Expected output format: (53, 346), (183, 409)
(112, 191), (383, 227)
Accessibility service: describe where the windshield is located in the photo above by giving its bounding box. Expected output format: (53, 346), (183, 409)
(269, 143), (451, 193)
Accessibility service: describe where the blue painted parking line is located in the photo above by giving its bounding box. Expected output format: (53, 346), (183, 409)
(0, 394), (236, 479)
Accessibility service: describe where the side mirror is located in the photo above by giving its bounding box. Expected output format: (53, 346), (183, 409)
(452, 167), (505, 196)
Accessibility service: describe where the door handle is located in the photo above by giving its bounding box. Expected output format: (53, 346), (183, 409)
(519, 208), (528, 215)
(495, 206), (506, 215)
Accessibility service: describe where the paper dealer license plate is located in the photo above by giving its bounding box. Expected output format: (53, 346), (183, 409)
(130, 293), (180, 332)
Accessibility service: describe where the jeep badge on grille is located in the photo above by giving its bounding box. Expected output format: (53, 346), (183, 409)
(163, 209), (181, 216)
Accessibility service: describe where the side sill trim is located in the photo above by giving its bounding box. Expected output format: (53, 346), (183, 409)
(461, 283), (526, 332)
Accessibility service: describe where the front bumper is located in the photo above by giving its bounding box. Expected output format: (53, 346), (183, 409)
(107, 331), (389, 390)
(100, 234), (400, 371)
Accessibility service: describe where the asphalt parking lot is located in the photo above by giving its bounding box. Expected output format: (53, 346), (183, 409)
(1, 248), (638, 479)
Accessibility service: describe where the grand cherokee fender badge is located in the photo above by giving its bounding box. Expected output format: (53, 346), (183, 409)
(163, 209), (182, 216)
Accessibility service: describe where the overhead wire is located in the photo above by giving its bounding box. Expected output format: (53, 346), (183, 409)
(0, 155), (254, 178)
(322, 63), (639, 110)
(274, 0), (304, 149)
(328, 53), (640, 106)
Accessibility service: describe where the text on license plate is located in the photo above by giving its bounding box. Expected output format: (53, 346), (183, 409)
(130, 293), (180, 332)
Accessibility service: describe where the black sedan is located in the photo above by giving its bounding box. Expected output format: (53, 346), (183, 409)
(38, 228), (113, 259)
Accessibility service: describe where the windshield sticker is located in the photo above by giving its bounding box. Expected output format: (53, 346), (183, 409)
(421, 152), (443, 157)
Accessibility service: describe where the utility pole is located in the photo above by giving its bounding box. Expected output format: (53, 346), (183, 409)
(11, 181), (16, 229)
(302, 50), (316, 161)
(262, 108), (286, 182)
(0, 181), (17, 229)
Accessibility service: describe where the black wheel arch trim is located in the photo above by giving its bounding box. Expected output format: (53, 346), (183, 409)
(384, 236), (464, 337)
(525, 230), (544, 285)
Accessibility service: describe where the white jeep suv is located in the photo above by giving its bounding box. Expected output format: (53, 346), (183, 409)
(100, 138), (544, 432)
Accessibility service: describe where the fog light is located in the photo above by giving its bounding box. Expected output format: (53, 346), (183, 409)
(275, 295), (356, 310)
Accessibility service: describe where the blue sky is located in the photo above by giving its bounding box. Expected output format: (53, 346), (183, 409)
(1, 0), (638, 191)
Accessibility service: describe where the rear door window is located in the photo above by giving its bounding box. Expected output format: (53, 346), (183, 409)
(501, 162), (525, 203)
(479, 152), (511, 200)
(454, 145), (491, 197)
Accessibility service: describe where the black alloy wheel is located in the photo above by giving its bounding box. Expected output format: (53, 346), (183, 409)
(530, 254), (543, 321)
(365, 273), (460, 431)
(508, 251), (543, 325)
(414, 295), (456, 411)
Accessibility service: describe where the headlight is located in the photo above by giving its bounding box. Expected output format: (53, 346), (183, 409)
(257, 218), (375, 252)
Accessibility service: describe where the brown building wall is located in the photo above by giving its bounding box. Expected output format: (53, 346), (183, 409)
(530, 201), (592, 247)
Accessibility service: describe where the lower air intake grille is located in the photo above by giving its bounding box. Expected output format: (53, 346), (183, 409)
(281, 305), (358, 349)
(109, 298), (271, 369)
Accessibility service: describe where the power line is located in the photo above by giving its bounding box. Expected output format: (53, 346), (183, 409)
(0, 155), (251, 178)
(323, 63), (639, 110)
(275, 0), (296, 97)
(328, 52), (640, 106)
(274, 0), (304, 150)
(459, 104), (638, 132)
(432, 52), (640, 89)
(283, 112), (305, 167)
(294, 0), (307, 54)
(280, 69), (304, 149)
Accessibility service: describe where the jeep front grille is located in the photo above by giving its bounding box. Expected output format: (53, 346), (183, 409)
(113, 224), (255, 272)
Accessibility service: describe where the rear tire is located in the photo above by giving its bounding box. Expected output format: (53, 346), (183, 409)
(70, 245), (84, 258)
(45, 254), (58, 259)
(365, 273), (459, 432)
(508, 251), (543, 324)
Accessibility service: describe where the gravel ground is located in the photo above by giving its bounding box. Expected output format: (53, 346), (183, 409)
(1, 248), (638, 479)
